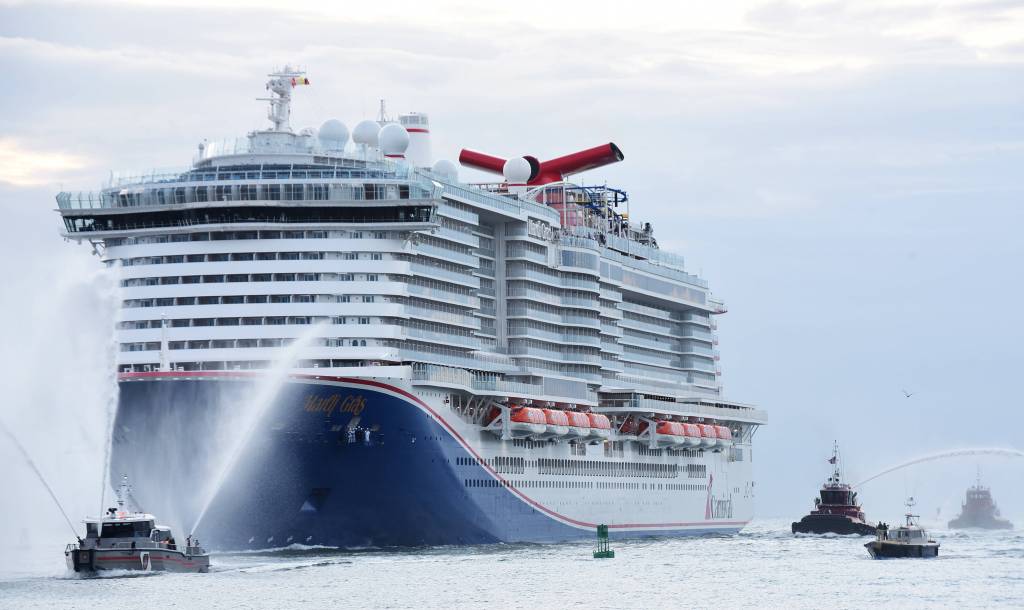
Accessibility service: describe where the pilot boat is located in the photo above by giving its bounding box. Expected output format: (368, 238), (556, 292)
(864, 498), (940, 559)
(65, 476), (210, 573)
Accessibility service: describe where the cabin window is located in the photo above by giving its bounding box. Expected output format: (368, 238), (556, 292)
(100, 520), (153, 538)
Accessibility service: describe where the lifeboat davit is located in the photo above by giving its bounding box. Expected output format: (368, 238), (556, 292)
(564, 411), (591, 440)
(505, 406), (547, 438)
(697, 423), (719, 448)
(531, 408), (570, 440)
(715, 425), (734, 448)
(585, 413), (612, 442)
(653, 421), (684, 449)
(681, 423), (703, 448)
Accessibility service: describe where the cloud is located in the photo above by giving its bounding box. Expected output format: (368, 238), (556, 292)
(0, 137), (87, 186)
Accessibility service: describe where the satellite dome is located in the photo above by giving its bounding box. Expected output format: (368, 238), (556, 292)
(431, 159), (458, 181)
(503, 157), (532, 185)
(352, 120), (380, 147)
(318, 119), (349, 151)
(379, 123), (410, 157)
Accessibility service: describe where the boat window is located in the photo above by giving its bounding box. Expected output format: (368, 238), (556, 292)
(100, 520), (153, 538)
(86, 522), (99, 538)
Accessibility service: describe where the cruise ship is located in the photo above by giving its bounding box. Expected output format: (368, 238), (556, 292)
(56, 67), (767, 548)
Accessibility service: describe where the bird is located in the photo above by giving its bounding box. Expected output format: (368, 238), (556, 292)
(901, 389), (914, 398)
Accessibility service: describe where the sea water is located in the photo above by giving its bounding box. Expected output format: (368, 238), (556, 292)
(1, 519), (1021, 608)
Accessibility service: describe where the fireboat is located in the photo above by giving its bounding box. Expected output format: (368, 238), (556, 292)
(948, 470), (1013, 530)
(65, 475), (210, 573)
(792, 442), (876, 535)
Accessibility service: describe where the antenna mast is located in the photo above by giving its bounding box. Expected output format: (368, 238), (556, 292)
(259, 66), (310, 132)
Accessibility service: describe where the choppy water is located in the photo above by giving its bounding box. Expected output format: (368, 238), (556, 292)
(2, 519), (1021, 609)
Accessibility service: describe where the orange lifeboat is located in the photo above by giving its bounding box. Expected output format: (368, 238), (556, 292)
(585, 413), (611, 442)
(697, 423), (719, 448)
(564, 411), (591, 440)
(505, 406), (547, 438)
(714, 425), (734, 448)
(532, 408), (570, 440)
(681, 423), (703, 448)
(618, 418), (639, 437)
(653, 420), (683, 448)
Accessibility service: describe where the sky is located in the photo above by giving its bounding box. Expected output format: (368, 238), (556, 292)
(1, 0), (1023, 536)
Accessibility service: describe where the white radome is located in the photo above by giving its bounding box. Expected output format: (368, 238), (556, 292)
(431, 159), (458, 181)
(379, 123), (410, 156)
(318, 119), (349, 150)
(503, 157), (532, 185)
(352, 120), (381, 147)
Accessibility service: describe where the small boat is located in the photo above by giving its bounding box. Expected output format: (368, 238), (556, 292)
(697, 424), (719, 449)
(865, 498), (939, 559)
(584, 413), (611, 443)
(503, 406), (547, 438)
(563, 411), (591, 441)
(65, 476), (210, 574)
(792, 442), (877, 535)
(532, 408), (570, 440)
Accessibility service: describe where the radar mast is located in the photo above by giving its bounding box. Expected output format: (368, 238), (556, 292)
(260, 66), (310, 132)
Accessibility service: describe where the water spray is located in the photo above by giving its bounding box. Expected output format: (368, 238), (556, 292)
(0, 419), (80, 539)
(189, 321), (328, 537)
(855, 448), (1024, 488)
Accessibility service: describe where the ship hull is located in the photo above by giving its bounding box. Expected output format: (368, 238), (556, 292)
(791, 514), (877, 536)
(111, 373), (752, 549)
(948, 517), (1013, 530)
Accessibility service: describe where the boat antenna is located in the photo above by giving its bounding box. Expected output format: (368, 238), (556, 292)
(0, 419), (79, 538)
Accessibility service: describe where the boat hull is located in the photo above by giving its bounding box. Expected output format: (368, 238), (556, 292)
(864, 541), (939, 559)
(111, 373), (753, 549)
(791, 514), (876, 536)
(65, 547), (210, 573)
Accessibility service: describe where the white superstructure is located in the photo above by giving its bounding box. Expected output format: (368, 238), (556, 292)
(57, 67), (765, 544)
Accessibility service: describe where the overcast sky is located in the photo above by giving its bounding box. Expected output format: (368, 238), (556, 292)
(1, 0), (1023, 529)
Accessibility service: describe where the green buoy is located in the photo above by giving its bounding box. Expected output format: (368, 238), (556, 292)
(593, 524), (615, 559)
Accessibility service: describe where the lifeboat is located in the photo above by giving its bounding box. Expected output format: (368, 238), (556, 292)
(505, 406), (547, 438)
(653, 421), (683, 449)
(531, 408), (570, 440)
(681, 423), (703, 448)
(564, 411), (591, 440)
(585, 413), (612, 442)
(697, 423), (719, 448)
(714, 425), (734, 448)
(618, 418), (639, 437)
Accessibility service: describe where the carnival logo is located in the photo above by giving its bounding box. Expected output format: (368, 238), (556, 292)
(303, 393), (366, 417)
(705, 473), (734, 520)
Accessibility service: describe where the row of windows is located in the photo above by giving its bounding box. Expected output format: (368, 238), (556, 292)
(120, 337), (377, 352)
(119, 315), (373, 330)
(111, 182), (424, 208)
(119, 359), (380, 373)
(537, 457), (681, 479)
(122, 272), (384, 290)
(107, 230), (397, 246)
(123, 293), (381, 308)
(120, 251), (387, 267)
(463, 479), (705, 492)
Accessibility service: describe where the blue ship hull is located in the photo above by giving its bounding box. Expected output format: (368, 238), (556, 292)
(112, 373), (740, 549)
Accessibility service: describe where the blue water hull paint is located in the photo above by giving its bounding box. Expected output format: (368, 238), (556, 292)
(112, 377), (739, 549)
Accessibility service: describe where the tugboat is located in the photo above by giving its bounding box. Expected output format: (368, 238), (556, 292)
(65, 476), (210, 573)
(792, 442), (876, 535)
(948, 470), (1013, 530)
(865, 498), (940, 559)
